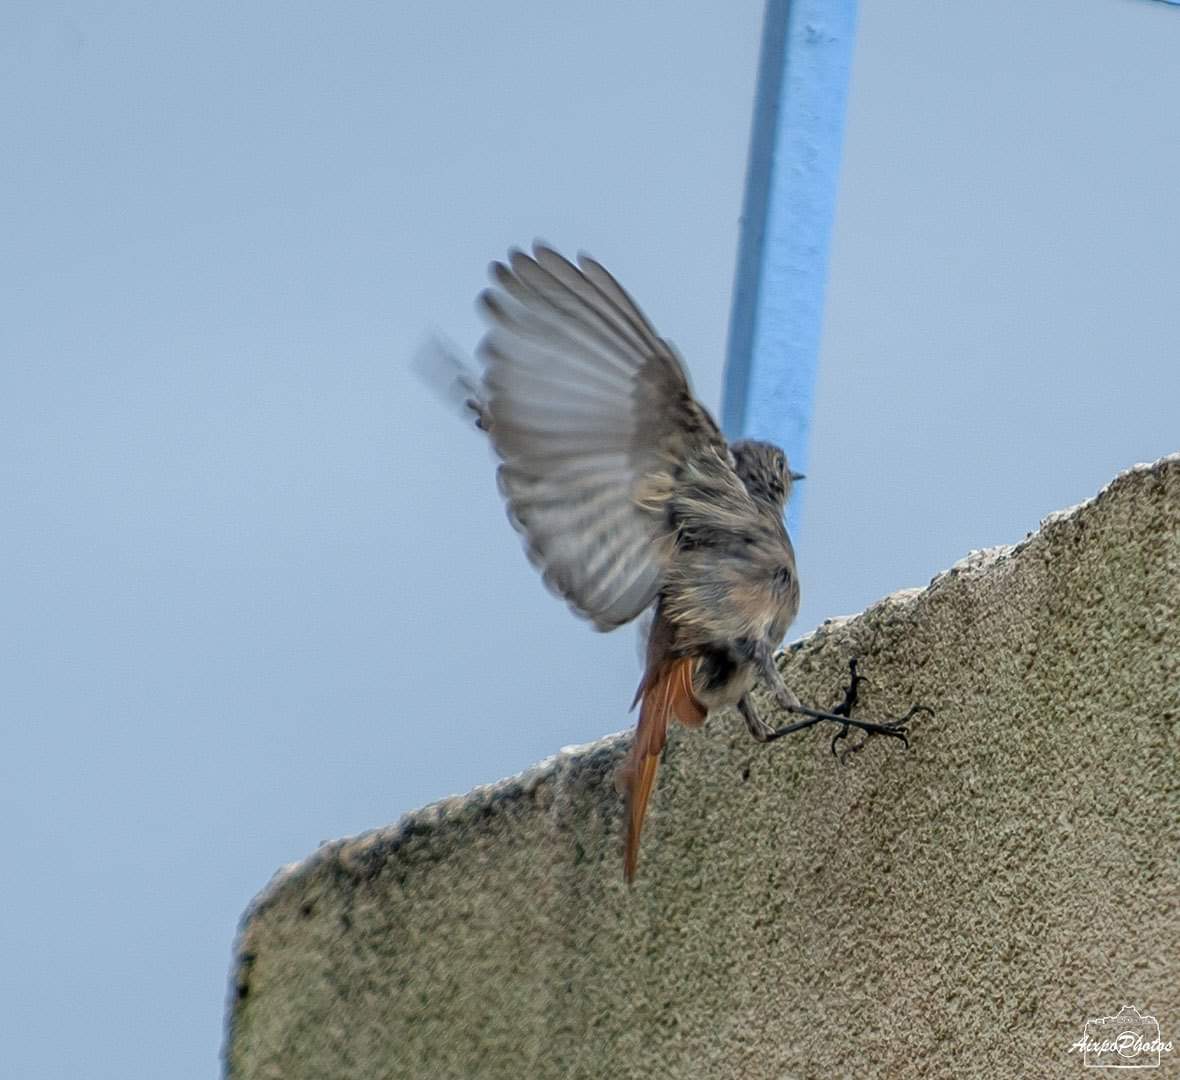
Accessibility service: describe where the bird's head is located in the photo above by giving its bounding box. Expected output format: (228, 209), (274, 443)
(730, 439), (804, 513)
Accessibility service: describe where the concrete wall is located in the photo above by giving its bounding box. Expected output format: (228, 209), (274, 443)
(225, 454), (1179, 1080)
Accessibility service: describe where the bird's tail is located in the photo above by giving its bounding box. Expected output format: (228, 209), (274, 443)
(619, 656), (706, 883)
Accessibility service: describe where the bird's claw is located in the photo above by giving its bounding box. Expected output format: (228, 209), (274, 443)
(872, 719), (911, 750)
(830, 721), (858, 762)
(830, 717), (909, 762)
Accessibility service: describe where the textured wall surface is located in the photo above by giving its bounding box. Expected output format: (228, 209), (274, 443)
(225, 455), (1179, 1080)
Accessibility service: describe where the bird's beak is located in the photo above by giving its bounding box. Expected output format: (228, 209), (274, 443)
(789, 471), (806, 482)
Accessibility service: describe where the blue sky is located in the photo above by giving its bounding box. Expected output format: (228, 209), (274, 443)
(2, 2), (1177, 1076)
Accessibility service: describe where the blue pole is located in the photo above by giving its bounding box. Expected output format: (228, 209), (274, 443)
(721, 0), (859, 535)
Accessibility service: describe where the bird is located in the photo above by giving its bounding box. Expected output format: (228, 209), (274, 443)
(442, 243), (920, 882)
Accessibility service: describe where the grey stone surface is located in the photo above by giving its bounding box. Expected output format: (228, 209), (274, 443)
(225, 455), (1180, 1080)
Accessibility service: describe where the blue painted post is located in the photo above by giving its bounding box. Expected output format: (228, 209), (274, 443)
(721, 0), (859, 535)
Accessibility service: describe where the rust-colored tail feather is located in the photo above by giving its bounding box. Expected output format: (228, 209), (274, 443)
(619, 656), (705, 883)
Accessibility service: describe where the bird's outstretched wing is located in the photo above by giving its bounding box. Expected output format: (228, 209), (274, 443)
(475, 244), (728, 630)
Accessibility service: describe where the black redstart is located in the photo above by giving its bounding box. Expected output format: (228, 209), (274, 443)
(437, 243), (925, 881)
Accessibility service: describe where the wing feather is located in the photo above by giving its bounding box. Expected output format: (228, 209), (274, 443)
(476, 243), (726, 630)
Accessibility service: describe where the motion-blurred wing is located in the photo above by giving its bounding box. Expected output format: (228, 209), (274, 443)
(477, 244), (726, 630)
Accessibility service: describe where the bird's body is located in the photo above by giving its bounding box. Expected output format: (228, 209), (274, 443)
(450, 243), (912, 881)
(621, 436), (803, 878)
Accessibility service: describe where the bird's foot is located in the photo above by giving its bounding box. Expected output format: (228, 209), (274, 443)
(763, 658), (930, 759)
(830, 717), (913, 763)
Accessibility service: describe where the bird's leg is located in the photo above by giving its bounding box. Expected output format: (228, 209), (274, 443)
(751, 646), (922, 750)
(739, 693), (829, 743)
(737, 694), (766, 741)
